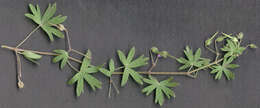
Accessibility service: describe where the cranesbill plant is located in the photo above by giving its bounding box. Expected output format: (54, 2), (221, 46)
(1, 3), (258, 106)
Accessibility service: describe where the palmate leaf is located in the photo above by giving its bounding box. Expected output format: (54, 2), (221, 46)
(68, 50), (102, 97)
(221, 39), (246, 58)
(52, 49), (68, 69)
(210, 57), (239, 80)
(177, 46), (210, 70)
(142, 76), (179, 106)
(25, 3), (67, 41)
(117, 47), (149, 86)
(98, 59), (114, 77)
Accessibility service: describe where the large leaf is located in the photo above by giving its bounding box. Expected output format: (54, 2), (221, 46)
(142, 76), (179, 106)
(210, 57), (239, 80)
(221, 39), (246, 58)
(68, 50), (102, 97)
(177, 46), (210, 71)
(25, 3), (67, 41)
(117, 47), (149, 86)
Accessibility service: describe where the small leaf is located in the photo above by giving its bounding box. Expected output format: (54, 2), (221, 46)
(22, 51), (42, 64)
(52, 49), (68, 69)
(177, 46), (209, 71)
(109, 59), (115, 72)
(22, 51), (42, 59)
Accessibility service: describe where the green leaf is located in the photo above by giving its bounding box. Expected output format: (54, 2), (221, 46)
(76, 78), (84, 97)
(109, 59), (115, 72)
(177, 46), (209, 71)
(25, 3), (67, 41)
(117, 47), (149, 86)
(142, 76), (179, 106)
(221, 39), (245, 58)
(210, 57), (238, 80)
(22, 51), (42, 64)
(52, 49), (68, 69)
(127, 47), (135, 62)
(68, 50), (102, 97)
(98, 59), (114, 77)
(22, 51), (42, 59)
(117, 50), (127, 65)
(121, 68), (130, 86)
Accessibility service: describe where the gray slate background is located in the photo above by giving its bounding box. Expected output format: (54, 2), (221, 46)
(0, 0), (259, 108)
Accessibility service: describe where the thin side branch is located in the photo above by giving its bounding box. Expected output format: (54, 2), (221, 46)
(16, 25), (41, 48)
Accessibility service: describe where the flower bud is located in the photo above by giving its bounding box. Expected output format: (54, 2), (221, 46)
(205, 39), (212, 46)
(151, 47), (159, 54)
(160, 51), (168, 58)
(216, 36), (225, 42)
(249, 44), (258, 49)
(237, 32), (244, 39)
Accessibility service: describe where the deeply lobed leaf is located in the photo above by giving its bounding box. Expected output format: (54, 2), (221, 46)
(68, 50), (102, 97)
(142, 76), (179, 106)
(117, 47), (149, 86)
(52, 49), (68, 69)
(25, 3), (67, 41)
(177, 46), (210, 71)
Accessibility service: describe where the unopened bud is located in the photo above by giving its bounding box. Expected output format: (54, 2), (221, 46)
(249, 44), (258, 49)
(237, 32), (244, 39)
(160, 51), (168, 58)
(151, 47), (159, 54)
(216, 36), (225, 42)
(205, 39), (212, 46)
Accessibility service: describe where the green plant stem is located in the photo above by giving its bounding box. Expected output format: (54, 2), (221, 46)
(206, 46), (217, 54)
(187, 58), (223, 74)
(214, 39), (220, 61)
(1, 45), (223, 76)
(16, 25), (41, 48)
(168, 54), (178, 60)
(67, 61), (79, 72)
(2, 45), (82, 63)
(14, 50), (23, 88)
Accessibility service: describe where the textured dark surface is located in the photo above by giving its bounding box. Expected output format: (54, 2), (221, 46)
(0, 0), (259, 108)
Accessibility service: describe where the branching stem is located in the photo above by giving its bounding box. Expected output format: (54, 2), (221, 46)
(2, 45), (223, 76)
(16, 25), (41, 48)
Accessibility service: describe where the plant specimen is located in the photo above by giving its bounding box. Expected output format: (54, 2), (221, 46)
(1, 3), (258, 106)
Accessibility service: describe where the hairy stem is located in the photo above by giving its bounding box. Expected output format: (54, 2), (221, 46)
(16, 25), (41, 48)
